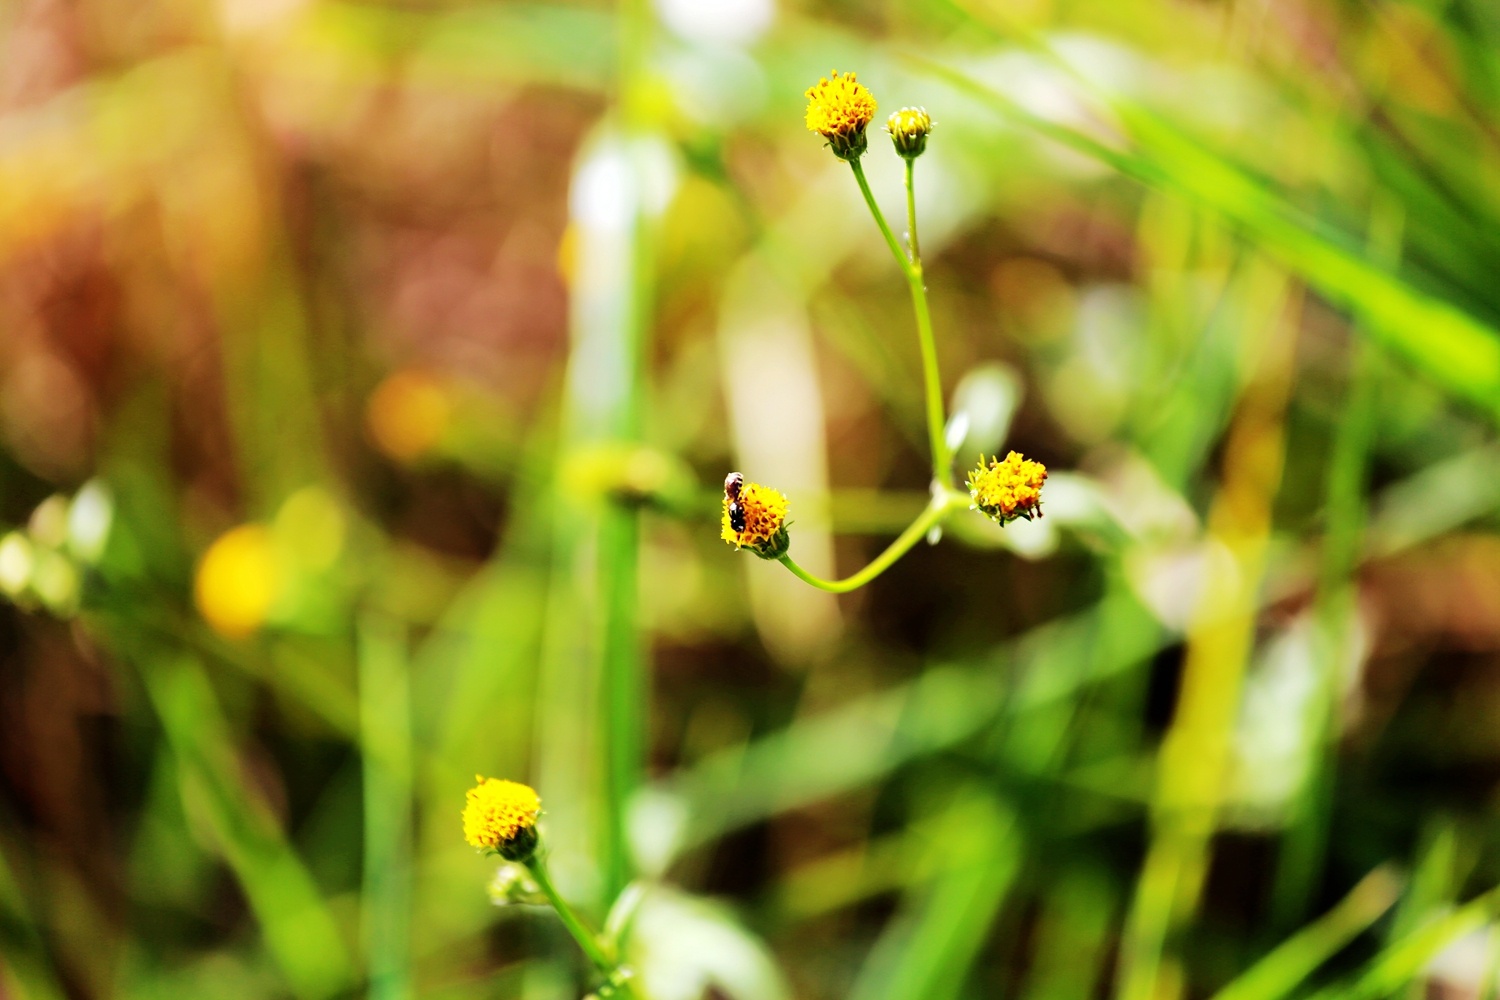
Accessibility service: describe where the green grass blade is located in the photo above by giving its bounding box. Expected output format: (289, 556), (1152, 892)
(1304, 886), (1500, 1000)
(917, 57), (1500, 424)
(359, 615), (415, 1000)
(1211, 867), (1401, 1000)
(140, 655), (355, 1000)
(848, 796), (1022, 1000)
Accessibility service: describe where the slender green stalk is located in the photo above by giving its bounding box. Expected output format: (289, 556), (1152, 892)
(849, 158), (950, 486)
(904, 158), (921, 265)
(526, 854), (616, 973)
(850, 159), (911, 270)
(779, 491), (967, 593)
(906, 265), (949, 482)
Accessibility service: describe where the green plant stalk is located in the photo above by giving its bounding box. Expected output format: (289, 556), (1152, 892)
(779, 490), (968, 593)
(526, 853), (623, 981)
(849, 158), (950, 485)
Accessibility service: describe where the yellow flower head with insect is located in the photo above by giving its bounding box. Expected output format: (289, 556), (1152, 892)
(967, 451), (1048, 526)
(721, 473), (790, 560)
(805, 70), (877, 161)
(463, 777), (541, 861)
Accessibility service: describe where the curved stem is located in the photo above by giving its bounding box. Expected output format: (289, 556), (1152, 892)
(527, 854), (614, 973)
(779, 492), (968, 593)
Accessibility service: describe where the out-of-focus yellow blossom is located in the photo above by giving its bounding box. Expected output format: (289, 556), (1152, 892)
(804, 70), (877, 161)
(195, 524), (280, 638)
(967, 451), (1048, 526)
(463, 776), (542, 861)
(366, 370), (451, 462)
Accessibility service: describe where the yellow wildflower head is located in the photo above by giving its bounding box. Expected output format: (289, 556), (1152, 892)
(195, 524), (280, 638)
(967, 451), (1048, 526)
(885, 107), (932, 160)
(721, 473), (790, 560)
(463, 776), (542, 861)
(804, 70), (877, 161)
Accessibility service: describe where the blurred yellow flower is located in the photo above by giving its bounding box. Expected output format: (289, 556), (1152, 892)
(195, 524), (279, 638)
(721, 477), (790, 560)
(464, 776), (542, 860)
(967, 451), (1048, 525)
(804, 70), (877, 161)
(366, 370), (451, 462)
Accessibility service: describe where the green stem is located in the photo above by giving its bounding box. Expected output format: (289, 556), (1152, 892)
(849, 158), (910, 270)
(849, 158), (950, 484)
(779, 491), (967, 593)
(904, 157), (921, 264)
(527, 854), (618, 974)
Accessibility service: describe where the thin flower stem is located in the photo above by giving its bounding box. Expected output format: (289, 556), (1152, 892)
(526, 855), (615, 973)
(849, 159), (911, 270)
(849, 158), (950, 485)
(779, 491), (968, 593)
(904, 157), (921, 264)
(907, 263), (949, 484)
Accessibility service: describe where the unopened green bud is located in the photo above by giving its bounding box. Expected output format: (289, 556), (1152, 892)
(886, 107), (933, 160)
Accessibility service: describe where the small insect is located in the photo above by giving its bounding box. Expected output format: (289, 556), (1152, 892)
(724, 472), (746, 534)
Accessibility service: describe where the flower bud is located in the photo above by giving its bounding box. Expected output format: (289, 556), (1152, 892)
(885, 107), (932, 160)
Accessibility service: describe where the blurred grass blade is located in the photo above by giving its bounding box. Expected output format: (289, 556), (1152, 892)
(1271, 204), (1397, 929)
(644, 591), (1163, 865)
(849, 795), (1021, 1000)
(0, 840), (66, 1000)
(1305, 886), (1500, 1000)
(140, 655), (355, 1000)
(1119, 276), (1298, 1000)
(1211, 867), (1401, 1000)
(917, 57), (1500, 423)
(359, 615), (414, 1000)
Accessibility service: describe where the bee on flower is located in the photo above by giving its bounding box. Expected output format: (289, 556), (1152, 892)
(967, 451), (1048, 526)
(721, 473), (790, 560)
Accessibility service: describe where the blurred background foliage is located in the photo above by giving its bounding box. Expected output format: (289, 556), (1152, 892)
(3, 0), (1500, 997)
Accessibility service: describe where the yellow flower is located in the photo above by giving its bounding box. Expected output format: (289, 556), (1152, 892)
(721, 477), (790, 560)
(195, 524), (280, 638)
(885, 106), (932, 159)
(967, 451), (1047, 526)
(463, 776), (542, 860)
(804, 70), (877, 161)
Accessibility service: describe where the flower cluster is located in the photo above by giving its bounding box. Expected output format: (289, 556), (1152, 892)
(721, 479), (790, 560)
(804, 70), (878, 161)
(967, 451), (1048, 525)
(463, 776), (541, 861)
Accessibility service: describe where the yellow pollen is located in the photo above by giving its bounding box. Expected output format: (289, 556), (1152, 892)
(804, 70), (877, 141)
(463, 776), (541, 851)
(967, 451), (1048, 524)
(722, 481), (789, 550)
